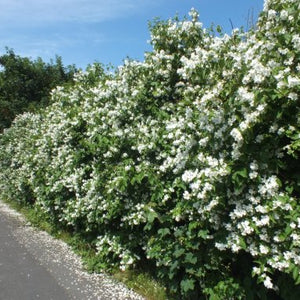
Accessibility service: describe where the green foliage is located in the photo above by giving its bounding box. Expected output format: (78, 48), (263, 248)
(0, 0), (300, 299)
(0, 48), (77, 132)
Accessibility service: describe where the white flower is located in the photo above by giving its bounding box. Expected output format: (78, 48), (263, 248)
(255, 215), (270, 227)
(188, 8), (199, 20)
(199, 137), (209, 147)
(249, 171), (258, 179)
(239, 220), (254, 235)
(255, 205), (268, 214)
(255, 135), (264, 143)
(268, 10), (277, 19)
(230, 206), (247, 219)
(263, 276), (274, 289)
(182, 169), (198, 183)
(231, 243), (241, 253)
(190, 180), (200, 191)
(250, 162), (258, 170)
(287, 76), (300, 88)
(237, 87), (255, 104)
(252, 266), (261, 275)
(283, 251), (293, 260)
(230, 128), (243, 143)
(257, 104), (266, 112)
(183, 190), (191, 200)
(292, 35), (300, 49)
(280, 10), (288, 20)
(215, 242), (227, 251)
(288, 92), (298, 101)
(297, 217), (300, 228)
(273, 236), (281, 243)
(259, 244), (269, 254)
(239, 121), (248, 131)
(205, 199), (218, 211)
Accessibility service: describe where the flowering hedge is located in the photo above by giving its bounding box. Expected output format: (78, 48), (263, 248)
(0, 0), (300, 298)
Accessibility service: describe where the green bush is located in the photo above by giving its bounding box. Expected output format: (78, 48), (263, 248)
(0, 48), (77, 132)
(0, 0), (299, 298)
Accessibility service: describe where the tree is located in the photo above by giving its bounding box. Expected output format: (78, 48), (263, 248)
(0, 48), (77, 132)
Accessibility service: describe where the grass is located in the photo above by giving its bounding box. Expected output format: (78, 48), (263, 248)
(1, 198), (168, 300)
(114, 270), (168, 300)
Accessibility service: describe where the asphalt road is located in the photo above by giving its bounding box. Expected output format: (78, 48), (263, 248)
(0, 212), (71, 300)
(0, 200), (143, 300)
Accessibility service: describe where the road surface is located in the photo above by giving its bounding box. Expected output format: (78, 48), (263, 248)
(0, 212), (71, 299)
(0, 200), (143, 300)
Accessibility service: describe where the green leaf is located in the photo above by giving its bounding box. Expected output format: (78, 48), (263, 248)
(295, 276), (300, 285)
(285, 226), (293, 237)
(286, 186), (294, 194)
(233, 168), (248, 179)
(170, 260), (179, 271)
(188, 221), (198, 231)
(232, 168), (248, 191)
(185, 252), (197, 265)
(158, 228), (170, 237)
(180, 278), (195, 293)
(174, 248), (185, 258)
(198, 229), (209, 239)
(293, 266), (300, 281)
(146, 210), (158, 223)
(239, 238), (247, 250)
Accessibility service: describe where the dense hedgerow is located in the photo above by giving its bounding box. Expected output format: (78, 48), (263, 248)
(0, 0), (300, 298)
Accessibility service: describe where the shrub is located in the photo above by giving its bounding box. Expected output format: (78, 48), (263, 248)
(0, 0), (299, 298)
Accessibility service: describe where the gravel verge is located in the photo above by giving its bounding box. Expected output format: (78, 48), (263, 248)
(0, 200), (144, 300)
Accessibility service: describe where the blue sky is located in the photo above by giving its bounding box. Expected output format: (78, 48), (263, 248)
(0, 0), (264, 69)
